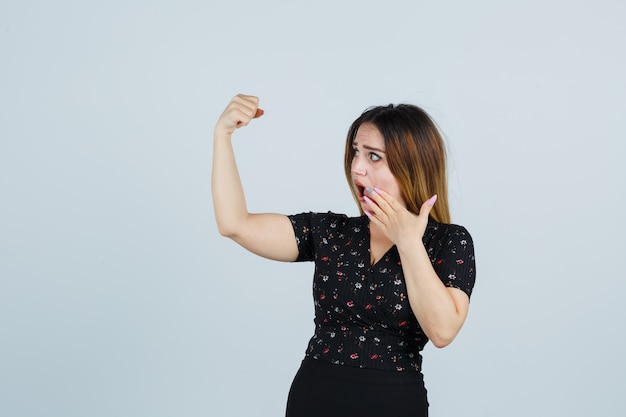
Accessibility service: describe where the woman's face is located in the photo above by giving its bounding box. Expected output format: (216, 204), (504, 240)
(350, 123), (406, 212)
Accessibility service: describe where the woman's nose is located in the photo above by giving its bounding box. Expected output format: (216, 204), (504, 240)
(351, 158), (366, 176)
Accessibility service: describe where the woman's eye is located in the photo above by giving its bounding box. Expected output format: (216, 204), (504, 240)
(353, 148), (360, 156)
(370, 153), (381, 161)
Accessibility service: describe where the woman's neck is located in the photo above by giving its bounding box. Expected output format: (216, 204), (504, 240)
(368, 221), (394, 265)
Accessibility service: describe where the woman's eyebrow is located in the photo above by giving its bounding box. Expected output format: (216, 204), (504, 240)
(353, 141), (386, 153)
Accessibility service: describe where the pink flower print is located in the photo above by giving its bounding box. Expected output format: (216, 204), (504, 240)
(365, 304), (373, 310)
(321, 256), (329, 261)
(323, 348), (330, 354)
(371, 354), (379, 360)
(456, 259), (464, 265)
(350, 353), (358, 360)
(320, 294), (326, 300)
(347, 301), (354, 307)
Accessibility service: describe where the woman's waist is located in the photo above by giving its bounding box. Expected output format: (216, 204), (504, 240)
(312, 322), (427, 348)
(306, 330), (425, 372)
(300, 354), (425, 379)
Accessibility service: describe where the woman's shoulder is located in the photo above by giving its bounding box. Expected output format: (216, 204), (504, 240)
(289, 211), (362, 221)
(428, 217), (471, 234)
(425, 218), (474, 248)
(426, 219), (477, 296)
(288, 211), (365, 231)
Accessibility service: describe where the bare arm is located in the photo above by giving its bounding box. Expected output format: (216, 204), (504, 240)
(396, 240), (470, 348)
(364, 190), (470, 348)
(211, 94), (299, 262)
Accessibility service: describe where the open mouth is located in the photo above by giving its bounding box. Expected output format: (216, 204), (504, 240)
(355, 183), (366, 200)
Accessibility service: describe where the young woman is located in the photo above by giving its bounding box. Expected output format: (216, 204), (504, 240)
(212, 94), (476, 417)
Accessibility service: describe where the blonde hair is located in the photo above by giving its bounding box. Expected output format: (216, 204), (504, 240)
(344, 104), (451, 224)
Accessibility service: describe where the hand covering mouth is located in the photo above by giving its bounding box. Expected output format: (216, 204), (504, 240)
(354, 182), (367, 200)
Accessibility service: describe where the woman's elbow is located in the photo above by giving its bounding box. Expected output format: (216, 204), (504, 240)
(430, 335), (454, 349)
(216, 222), (239, 239)
(428, 327), (461, 348)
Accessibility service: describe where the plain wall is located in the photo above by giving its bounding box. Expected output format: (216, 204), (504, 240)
(1, 1), (625, 416)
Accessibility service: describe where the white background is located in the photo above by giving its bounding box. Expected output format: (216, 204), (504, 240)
(1, 1), (625, 416)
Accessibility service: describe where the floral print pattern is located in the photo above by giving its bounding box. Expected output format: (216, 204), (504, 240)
(289, 212), (476, 372)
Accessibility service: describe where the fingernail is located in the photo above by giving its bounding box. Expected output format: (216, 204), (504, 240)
(365, 187), (373, 195)
(374, 187), (383, 194)
(364, 210), (372, 217)
(364, 195), (373, 204)
(427, 195), (437, 206)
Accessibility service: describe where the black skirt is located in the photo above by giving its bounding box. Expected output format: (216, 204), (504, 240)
(286, 357), (428, 417)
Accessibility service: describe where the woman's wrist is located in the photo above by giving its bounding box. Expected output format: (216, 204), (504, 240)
(396, 235), (426, 257)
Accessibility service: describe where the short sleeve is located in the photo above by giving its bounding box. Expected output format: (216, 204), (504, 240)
(287, 212), (316, 262)
(432, 226), (476, 298)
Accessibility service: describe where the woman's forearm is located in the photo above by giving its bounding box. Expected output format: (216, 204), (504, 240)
(397, 242), (469, 348)
(211, 94), (264, 237)
(211, 131), (249, 237)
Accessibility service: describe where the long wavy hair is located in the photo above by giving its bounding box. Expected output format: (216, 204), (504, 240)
(344, 104), (451, 224)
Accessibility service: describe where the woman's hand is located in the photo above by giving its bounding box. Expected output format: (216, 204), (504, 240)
(363, 188), (437, 248)
(365, 189), (468, 347)
(215, 94), (264, 136)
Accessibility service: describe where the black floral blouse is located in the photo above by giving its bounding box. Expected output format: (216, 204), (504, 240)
(288, 212), (476, 372)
